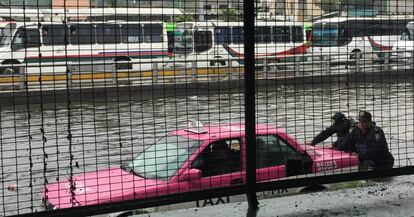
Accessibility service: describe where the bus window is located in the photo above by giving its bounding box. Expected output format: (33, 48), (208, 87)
(121, 24), (142, 43)
(42, 25), (68, 45)
(272, 26), (290, 43)
(96, 24), (121, 44)
(194, 30), (212, 53)
(232, 27), (244, 44)
(292, 26), (304, 43)
(214, 27), (231, 44)
(143, 24), (163, 43)
(12, 28), (40, 50)
(69, 24), (95, 45)
(255, 26), (271, 43)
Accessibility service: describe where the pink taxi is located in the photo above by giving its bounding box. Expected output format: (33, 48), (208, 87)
(43, 123), (359, 210)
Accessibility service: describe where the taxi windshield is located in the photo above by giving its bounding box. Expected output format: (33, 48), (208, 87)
(125, 134), (201, 180)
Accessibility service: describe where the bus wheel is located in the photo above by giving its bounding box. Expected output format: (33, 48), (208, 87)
(114, 57), (132, 70)
(0, 67), (19, 75)
(350, 50), (362, 60)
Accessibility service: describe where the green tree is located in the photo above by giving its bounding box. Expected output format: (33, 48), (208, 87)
(174, 14), (194, 22)
(107, 0), (117, 7)
(218, 8), (240, 22)
(315, 0), (341, 14)
(341, 0), (373, 8)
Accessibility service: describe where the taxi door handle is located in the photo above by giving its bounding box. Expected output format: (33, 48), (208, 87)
(231, 178), (243, 185)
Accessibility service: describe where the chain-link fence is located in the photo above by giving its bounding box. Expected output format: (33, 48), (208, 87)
(0, 0), (413, 216)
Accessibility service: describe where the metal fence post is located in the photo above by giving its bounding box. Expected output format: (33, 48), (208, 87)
(152, 62), (158, 84)
(263, 57), (267, 78)
(355, 52), (361, 73)
(227, 59), (233, 81)
(67, 63), (72, 87)
(19, 66), (26, 90)
(112, 63), (117, 85)
(326, 57), (331, 75)
(411, 51), (414, 69)
(192, 60), (197, 81)
(384, 52), (390, 71)
(294, 56), (300, 76)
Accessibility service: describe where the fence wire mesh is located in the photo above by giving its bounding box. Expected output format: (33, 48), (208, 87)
(0, 0), (413, 216)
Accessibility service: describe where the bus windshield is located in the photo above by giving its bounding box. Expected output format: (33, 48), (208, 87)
(401, 23), (414, 41)
(0, 24), (16, 47)
(312, 23), (350, 47)
(174, 23), (194, 54)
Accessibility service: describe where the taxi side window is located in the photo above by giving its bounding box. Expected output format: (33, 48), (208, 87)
(256, 135), (299, 168)
(192, 139), (241, 177)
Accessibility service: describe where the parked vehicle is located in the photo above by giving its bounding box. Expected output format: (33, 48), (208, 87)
(43, 122), (359, 213)
(0, 20), (169, 74)
(392, 21), (414, 62)
(311, 16), (413, 62)
(168, 20), (307, 70)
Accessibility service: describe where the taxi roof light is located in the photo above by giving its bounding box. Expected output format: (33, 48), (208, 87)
(185, 120), (207, 134)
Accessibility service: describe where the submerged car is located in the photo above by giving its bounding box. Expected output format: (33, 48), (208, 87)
(43, 123), (359, 212)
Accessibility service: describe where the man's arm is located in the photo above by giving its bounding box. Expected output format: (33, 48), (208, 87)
(311, 126), (336, 145)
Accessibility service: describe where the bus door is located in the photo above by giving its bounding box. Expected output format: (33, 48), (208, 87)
(11, 26), (40, 68)
(194, 28), (212, 54)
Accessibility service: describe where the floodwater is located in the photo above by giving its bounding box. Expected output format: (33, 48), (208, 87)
(0, 79), (413, 216)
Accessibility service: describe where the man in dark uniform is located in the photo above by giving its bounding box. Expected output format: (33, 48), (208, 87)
(310, 112), (355, 152)
(338, 111), (394, 170)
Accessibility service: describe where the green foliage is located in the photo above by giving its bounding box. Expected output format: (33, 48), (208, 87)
(341, 0), (373, 7)
(314, 0), (341, 13)
(174, 14), (194, 22)
(107, 0), (117, 7)
(218, 8), (240, 22)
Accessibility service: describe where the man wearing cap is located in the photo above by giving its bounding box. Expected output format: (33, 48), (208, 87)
(309, 112), (356, 152)
(338, 111), (394, 170)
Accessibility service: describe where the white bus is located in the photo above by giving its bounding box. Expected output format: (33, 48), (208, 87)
(392, 21), (414, 61)
(170, 21), (307, 69)
(311, 16), (413, 61)
(0, 20), (169, 74)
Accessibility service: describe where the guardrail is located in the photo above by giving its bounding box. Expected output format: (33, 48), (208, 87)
(0, 49), (413, 91)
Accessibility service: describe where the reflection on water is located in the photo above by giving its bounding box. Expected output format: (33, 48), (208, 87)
(0, 81), (413, 215)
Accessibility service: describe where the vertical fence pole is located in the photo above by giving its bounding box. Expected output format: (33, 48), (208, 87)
(263, 57), (268, 78)
(19, 66), (26, 90)
(112, 63), (117, 85)
(192, 60), (197, 81)
(227, 60), (233, 81)
(384, 52), (390, 71)
(294, 56), (300, 76)
(355, 52), (361, 73)
(67, 63), (72, 88)
(243, 0), (258, 209)
(152, 62), (158, 84)
(326, 57), (331, 75)
(411, 51), (414, 69)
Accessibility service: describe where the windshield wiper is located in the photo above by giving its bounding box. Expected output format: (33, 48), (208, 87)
(121, 164), (146, 178)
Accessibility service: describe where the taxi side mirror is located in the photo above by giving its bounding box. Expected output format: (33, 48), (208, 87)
(179, 168), (202, 181)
